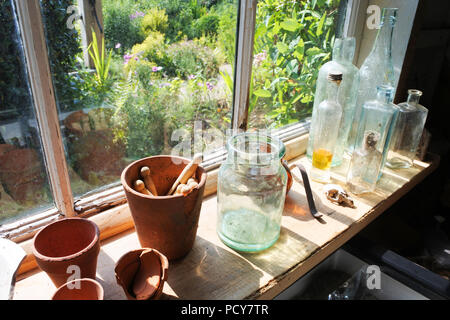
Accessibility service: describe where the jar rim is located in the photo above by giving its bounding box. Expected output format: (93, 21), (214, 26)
(227, 132), (286, 164)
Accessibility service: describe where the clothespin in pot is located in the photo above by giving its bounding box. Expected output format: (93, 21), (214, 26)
(167, 153), (203, 196)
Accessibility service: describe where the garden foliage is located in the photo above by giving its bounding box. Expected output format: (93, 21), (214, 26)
(17, 0), (340, 162)
(249, 0), (341, 128)
(40, 0), (84, 112)
(0, 0), (32, 122)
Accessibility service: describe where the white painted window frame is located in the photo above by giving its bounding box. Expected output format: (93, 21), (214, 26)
(1, 0), (368, 242)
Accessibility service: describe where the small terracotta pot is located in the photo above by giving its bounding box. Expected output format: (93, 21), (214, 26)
(121, 155), (207, 260)
(115, 248), (169, 300)
(32, 218), (100, 288)
(52, 278), (104, 300)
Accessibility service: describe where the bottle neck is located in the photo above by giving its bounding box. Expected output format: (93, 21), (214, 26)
(333, 38), (355, 63)
(326, 81), (340, 103)
(370, 10), (397, 63)
(376, 89), (393, 104)
(407, 93), (421, 106)
(372, 22), (394, 60)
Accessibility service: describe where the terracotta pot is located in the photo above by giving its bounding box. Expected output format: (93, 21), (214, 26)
(32, 218), (100, 288)
(52, 278), (104, 300)
(115, 248), (169, 300)
(121, 155), (207, 260)
(0, 148), (45, 203)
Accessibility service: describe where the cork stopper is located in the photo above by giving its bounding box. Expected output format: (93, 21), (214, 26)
(327, 71), (343, 85)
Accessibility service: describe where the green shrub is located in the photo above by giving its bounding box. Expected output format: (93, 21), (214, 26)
(215, 1), (237, 66)
(0, 1), (33, 121)
(250, 0), (341, 128)
(190, 14), (220, 38)
(102, 0), (146, 52)
(141, 8), (169, 36)
(164, 40), (220, 79)
(40, 0), (84, 112)
(111, 78), (176, 158)
(126, 31), (166, 74)
(148, 0), (205, 42)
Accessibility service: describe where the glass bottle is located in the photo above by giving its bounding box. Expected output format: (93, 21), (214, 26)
(347, 8), (398, 155)
(217, 132), (287, 252)
(307, 37), (360, 167)
(346, 85), (397, 194)
(309, 72), (343, 183)
(385, 90), (428, 169)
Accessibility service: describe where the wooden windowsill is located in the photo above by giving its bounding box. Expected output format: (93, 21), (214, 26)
(12, 152), (439, 300)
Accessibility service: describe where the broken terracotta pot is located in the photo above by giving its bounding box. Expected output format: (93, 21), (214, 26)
(121, 155), (207, 260)
(52, 278), (104, 300)
(32, 218), (100, 288)
(115, 248), (169, 300)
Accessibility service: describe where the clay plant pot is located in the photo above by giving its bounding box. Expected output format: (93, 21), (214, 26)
(32, 218), (100, 288)
(121, 155), (207, 260)
(0, 148), (46, 204)
(52, 278), (104, 300)
(115, 248), (169, 300)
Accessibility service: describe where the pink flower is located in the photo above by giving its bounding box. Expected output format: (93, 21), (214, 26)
(123, 54), (133, 64)
(253, 50), (267, 66)
(206, 82), (214, 90)
(115, 43), (121, 49)
(130, 11), (145, 20)
(188, 74), (195, 80)
(152, 66), (163, 72)
(159, 82), (171, 88)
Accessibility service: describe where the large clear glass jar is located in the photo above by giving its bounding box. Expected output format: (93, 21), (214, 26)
(309, 72), (343, 183)
(347, 8), (398, 155)
(217, 133), (287, 252)
(307, 37), (360, 167)
(385, 89), (428, 169)
(346, 85), (397, 194)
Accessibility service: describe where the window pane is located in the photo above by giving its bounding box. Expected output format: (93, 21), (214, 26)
(249, 0), (342, 129)
(40, 0), (237, 197)
(0, 1), (54, 224)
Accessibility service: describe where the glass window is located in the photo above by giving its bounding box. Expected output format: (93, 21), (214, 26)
(248, 0), (342, 129)
(0, 1), (54, 224)
(39, 0), (238, 197)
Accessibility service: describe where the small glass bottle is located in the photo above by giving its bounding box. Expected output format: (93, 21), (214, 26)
(347, 8), (398, 155)
(346, 85), (396, 194)
(309, 72), (343, 183)
(307, 37), (360, 167)
(217, 133), (287, 252)
(385, 89), (428, 169)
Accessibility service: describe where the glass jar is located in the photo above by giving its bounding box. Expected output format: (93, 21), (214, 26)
(217, 133), (287, 252)
(385, 89), (428, 169)
(347, 8), (398, 155)
(346, 85), (397, 194)
(309, 71), (343, 183)
(307, 37), (360, 167)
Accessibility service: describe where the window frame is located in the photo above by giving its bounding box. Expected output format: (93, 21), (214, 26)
(1, 0), (368, 243)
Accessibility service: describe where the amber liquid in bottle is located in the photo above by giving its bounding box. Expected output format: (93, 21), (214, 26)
(312, 148), (333, 170)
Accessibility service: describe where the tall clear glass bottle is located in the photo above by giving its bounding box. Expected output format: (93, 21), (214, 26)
(346, 85), (396, 194)
(307, 37), (360, 167)
(310, 72), (343, 183)
(347, 8), (398, 154)
(385, 89), (428, 169)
